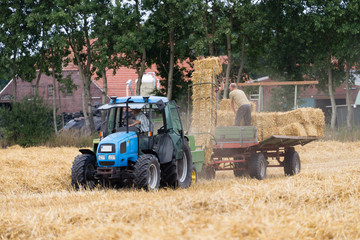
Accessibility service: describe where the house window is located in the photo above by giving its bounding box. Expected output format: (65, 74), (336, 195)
(48, 85), (53, 97)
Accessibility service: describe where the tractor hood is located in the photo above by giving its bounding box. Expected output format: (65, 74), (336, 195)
(96, 131), (139, 167)
(101, 131), (137, 143)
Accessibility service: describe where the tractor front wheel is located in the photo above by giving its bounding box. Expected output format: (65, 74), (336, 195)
(71, 154), (97, 190)
(133, 154), (161, 191)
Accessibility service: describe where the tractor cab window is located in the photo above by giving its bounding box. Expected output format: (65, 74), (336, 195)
(165, 101), (182, 135)
(106, 107), (126, 134)
(150, 105), (165, 134)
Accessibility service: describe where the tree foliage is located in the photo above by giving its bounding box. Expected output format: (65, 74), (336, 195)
(0, 95), (53, 147)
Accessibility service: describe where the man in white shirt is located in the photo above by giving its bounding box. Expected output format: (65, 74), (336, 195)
(129, 109), (150, 132)
(229, 83), (251, 126)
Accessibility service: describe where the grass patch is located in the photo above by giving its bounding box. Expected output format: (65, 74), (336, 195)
(322, 125), (360, 142)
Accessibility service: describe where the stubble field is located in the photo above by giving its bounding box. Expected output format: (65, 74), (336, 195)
(0, 141), (360, 239)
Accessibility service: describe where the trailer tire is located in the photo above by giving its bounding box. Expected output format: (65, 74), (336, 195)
(133, 154), (160, 191)
(248, 153), (267, 180)
(233, 160), (247, 178)
(284, 150), (301, 176)
(191, 165), (198, 185)
(200, 165), (215, 180)
(71, 154), (97, 190)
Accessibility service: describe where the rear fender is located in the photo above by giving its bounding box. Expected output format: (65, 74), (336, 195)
(79, 149), (96, 156)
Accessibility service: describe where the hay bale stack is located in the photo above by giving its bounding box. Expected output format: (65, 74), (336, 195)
(215, 100), (325, 141)
(255, 108), (325, 140)
(191, 57), (222, 163)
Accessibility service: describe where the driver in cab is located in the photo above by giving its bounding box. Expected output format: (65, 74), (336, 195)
(129, 109), (149, 133)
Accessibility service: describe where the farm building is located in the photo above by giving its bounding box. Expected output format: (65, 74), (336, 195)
(0, 62), (159, 114)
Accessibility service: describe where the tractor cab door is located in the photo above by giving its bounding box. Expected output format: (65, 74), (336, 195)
(165, 101), (184, 160)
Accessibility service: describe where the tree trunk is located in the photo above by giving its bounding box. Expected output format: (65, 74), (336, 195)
(236, 35), (246, 84)
(210, 0), (216, 56)
(85, 75), (95, 134)
(35, 52), (45, 96)
(101, 70), (108, 130)
(58, 81), (64, 128)
(328, 65), (336, 130)
(167, 30), (175, 100)
(78, 67), (90, 132)
(223, 33), (232, 99)
(83, 13), (95, 134)
(51, 70), (58, 134)
(136, 47), (146, 95)
(345, 61), (352, 131)
(12, 52), (17, 102)
(222, 7), (233, 99)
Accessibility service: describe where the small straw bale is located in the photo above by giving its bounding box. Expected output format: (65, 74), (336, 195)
(216, 110), (235, 127)
(304, 123), (318, 137)
(262, 127), (281, 140)
(192, 85), (213, 97)
(250, 101), (257, 112)
(219, 99), (232, 111)
(280, 122), (307, 136)
(254, 112), (278, 129)
(193, 57), (222, 75)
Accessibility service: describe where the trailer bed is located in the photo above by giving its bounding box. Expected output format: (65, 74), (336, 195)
(204, 126), (320, 180)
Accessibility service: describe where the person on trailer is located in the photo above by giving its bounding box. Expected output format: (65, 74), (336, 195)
(229, 83), (251, 126)
(129, 109), (150, 133)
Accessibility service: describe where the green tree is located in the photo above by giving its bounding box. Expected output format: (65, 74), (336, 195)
(0, 95), (53, 147)
(333, 1), (360, 130)
(145, 0), (196, 100)
(54, 0), (113, 134)
(0, 0), (37, 102)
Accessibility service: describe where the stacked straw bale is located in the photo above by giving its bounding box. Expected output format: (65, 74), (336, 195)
(216, 99), (325, 141)
(191, 57), (222, 163)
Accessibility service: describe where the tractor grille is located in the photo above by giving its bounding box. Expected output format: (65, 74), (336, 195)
(99, 161), (115, 166)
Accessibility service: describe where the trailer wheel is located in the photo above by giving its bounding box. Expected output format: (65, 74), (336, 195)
(233, 159), (247, 178)
(133, 154), (161, 191)
(191, 165), (198, 184)
(284, 150), (301, 176)
(71, 154), (97, 190)
(248, 153), (267, 180)
(202, 165), (216, 180)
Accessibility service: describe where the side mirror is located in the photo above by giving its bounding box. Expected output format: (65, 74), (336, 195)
(156, 100), (166, 112)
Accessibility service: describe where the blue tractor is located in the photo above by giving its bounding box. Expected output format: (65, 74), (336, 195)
(71, 96), (193, 190)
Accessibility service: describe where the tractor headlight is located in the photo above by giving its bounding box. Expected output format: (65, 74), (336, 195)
(108, 155), (116, 160)
(98, 155), (105, 160)
(99, 144), (115, 153)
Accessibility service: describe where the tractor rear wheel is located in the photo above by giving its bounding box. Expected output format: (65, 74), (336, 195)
(133, 154), (160, 191)
(284, 150), (301, 176)
(71, 154), (97, 190)
(177, 142), (193, 188)
(160, 160), (177, 188)
(248, 153), (267, 180)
